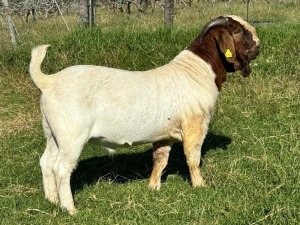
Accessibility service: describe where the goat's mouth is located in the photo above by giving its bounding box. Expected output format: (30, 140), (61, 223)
(241, 68), (251, 77)
(248, 46), (260, 60)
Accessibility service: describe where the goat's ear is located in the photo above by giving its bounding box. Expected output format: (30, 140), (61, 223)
(214, 29), (237, 65)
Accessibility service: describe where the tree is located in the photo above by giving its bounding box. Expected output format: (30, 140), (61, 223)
(2, 0), (17, 48)
(164, 0), (174, 28)
(78, 0), (95, 27)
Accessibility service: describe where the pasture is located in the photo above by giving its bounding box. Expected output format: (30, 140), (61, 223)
(1, 1), (300, 224)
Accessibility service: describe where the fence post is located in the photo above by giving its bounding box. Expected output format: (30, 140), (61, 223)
(3, 0), (17, 48)
(246, 0), (250, 21)
(88, 0), (95, 27)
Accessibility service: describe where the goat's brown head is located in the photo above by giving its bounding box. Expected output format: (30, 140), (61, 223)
(187, 15), (260, 89)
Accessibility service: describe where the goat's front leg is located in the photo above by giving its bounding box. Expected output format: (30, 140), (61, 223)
(182, 116), (208, 187)
(148, 140), (172, 190)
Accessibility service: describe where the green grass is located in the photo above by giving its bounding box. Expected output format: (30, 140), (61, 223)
(1, 1), (300, 224)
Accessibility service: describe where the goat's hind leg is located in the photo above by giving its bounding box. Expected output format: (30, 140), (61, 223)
(40, 119), (59, 204)
(148, 141), (172, 190)
(53, 138), (85, 215)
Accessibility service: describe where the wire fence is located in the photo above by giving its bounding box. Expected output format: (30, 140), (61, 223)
(0, 0), (298, 48)
(0, 0), (293, 23)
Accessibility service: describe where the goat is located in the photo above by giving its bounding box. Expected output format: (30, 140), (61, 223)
(29, 15), (260, 214)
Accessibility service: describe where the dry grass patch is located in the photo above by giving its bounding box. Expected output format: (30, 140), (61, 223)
(0, 110), (39, 137)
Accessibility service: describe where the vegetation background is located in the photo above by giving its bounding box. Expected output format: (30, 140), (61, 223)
(1, 0), (299, 224)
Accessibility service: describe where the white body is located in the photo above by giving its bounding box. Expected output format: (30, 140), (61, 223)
(35, 49), (218, 149)
(30, 46), (218, 214)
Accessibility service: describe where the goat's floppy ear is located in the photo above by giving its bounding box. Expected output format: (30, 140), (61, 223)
(214, 29), (237, 65)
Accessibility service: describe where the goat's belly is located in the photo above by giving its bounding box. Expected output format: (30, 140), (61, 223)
(89, 136), (153, 149)
(89, 122), (182, 149)
(89, 135), (166, 149)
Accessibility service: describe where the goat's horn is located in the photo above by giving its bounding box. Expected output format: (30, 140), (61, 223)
(198, 16), (228, 43)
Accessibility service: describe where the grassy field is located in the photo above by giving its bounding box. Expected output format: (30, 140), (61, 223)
(1, 1), (300, 224)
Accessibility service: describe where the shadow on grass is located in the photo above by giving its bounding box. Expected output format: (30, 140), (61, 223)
(71, 132), (231, 193)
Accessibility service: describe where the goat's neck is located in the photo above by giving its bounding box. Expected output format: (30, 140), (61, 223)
(186, 40), (227, 91)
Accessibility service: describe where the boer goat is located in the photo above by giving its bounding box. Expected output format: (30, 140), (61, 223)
(29, 15), (260, 214)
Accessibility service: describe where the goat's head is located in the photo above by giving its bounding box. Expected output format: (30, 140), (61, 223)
(187, 15), (260, 89)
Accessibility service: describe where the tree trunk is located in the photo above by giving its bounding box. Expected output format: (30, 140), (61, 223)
(78, 0), (95, 27)
(3, 0), (17, 48)
(164, 0), (174, 28)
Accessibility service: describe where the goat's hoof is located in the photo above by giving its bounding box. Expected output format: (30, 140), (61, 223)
(192, 180), (206, 188)
(68, 208), (78, 215)
(61, 205), (78, 215)
(148, 183), (161, 191)
(46, 195), (59, 205)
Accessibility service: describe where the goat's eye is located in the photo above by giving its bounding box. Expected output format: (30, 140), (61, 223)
(244, 37), (253, 47)
(233, 28), (242, 34)
(249, 42), (256, 49)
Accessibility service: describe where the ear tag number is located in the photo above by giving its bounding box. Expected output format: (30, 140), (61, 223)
(225, 49), (233, 58)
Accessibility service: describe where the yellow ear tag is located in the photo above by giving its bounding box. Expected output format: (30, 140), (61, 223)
(225, 49), (233, 58)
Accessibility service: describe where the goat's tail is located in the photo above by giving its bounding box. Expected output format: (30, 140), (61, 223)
(29, 44), (53, 90)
